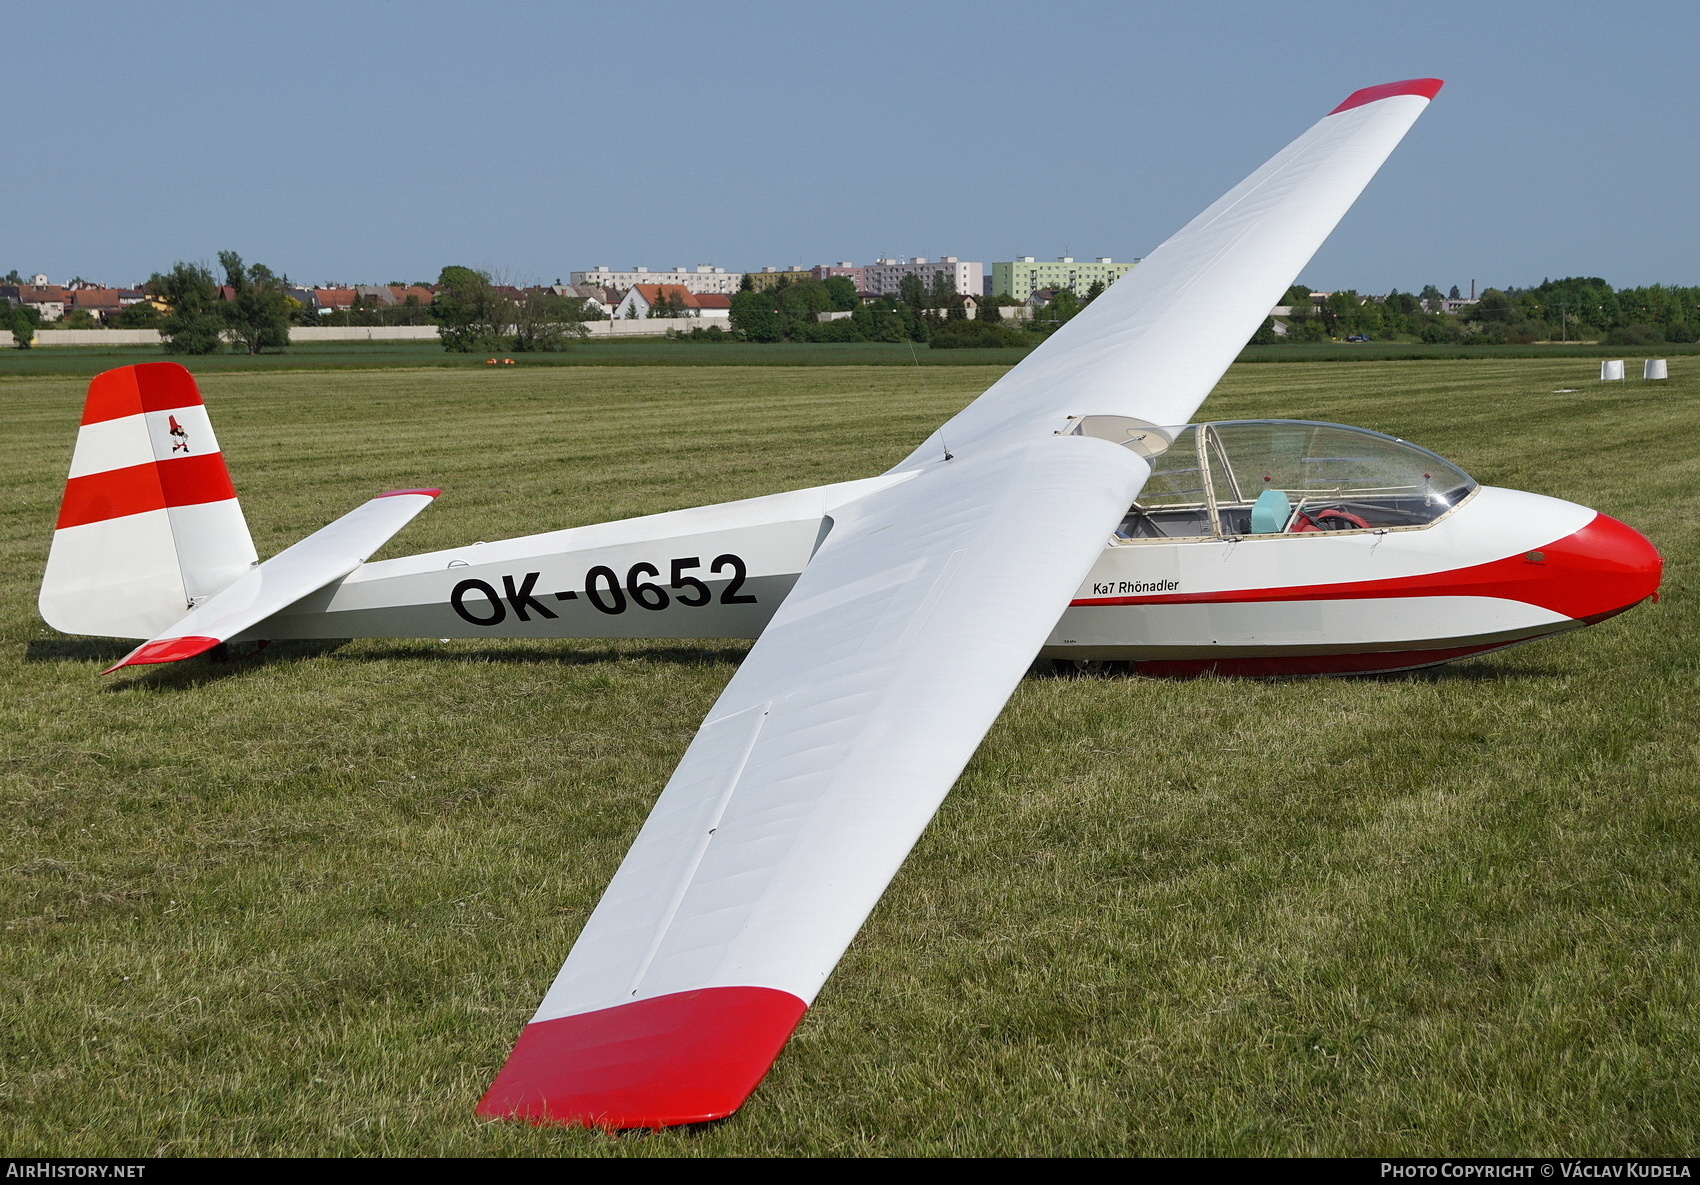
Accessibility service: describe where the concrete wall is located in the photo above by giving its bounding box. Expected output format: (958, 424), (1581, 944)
(5, 320), (724, 347)
(292, 325), (441, 342)
(581, 317), (721, 337)
(8, 328), (167, 347)
(4, 325), (446, 348)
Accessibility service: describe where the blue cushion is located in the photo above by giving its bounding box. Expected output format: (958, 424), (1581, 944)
(1249, 488), (1292, 534)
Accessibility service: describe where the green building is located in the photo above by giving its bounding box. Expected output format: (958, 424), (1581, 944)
(992, 256), (1139, 300)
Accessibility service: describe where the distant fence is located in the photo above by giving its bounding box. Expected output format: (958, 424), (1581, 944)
(3, 319), (724, 347)
(2, 325), (444, 348)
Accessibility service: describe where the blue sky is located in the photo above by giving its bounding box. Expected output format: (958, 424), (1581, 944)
(9, 1), (1696, 293)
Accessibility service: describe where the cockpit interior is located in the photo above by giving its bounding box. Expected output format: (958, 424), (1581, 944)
(1115, 420), (1477, 543)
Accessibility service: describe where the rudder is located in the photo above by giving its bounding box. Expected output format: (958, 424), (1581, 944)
(40, 362), (257, 639)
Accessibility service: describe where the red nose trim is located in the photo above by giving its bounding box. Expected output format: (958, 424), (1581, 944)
(1073, 513), (1662, 622)
(478, 987), (807, 1130)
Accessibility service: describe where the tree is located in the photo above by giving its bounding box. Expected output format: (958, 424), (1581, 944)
(149, 262), (225, 354)
(432, 266), (509, 352)
(511, 288), (586, 352)
(1032, 287), (1083, 332)
(111, 301), (163, 329)
(431, 269), (582, 353)
(218, 251), (292, 354)
(1384, 290), (1421, 316)
(729, 288), (785, 342)
(822, 275), (858, 311)
(7, 303), (39, 349)
(1, 270), (23, 286)
(286, 294), (319, 327)
(929, 271), (956, 311)
(1466, 289), (1515, 323)
(898, 273), (927, 309)
(1605, 322), (1664, 346)
(1448, 285), (1461, 300)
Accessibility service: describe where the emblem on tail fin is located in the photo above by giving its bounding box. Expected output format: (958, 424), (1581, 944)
(169, 414), (189, 453)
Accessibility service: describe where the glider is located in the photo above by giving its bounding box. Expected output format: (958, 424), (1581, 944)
(39, 79), (1662, 1129)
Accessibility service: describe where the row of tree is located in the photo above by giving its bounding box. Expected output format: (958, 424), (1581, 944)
(1260, 278), (1700, 345)
(13, 263), (1695, 352)
(431, 267), (585, 352)
(724, 271), (1033, 347)
(5, 259), (588, 354)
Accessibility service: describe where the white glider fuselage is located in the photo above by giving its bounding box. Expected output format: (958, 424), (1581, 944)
(247, 420), (1659, 678)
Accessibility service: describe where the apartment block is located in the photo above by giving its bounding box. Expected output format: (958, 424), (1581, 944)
(569, 265), (742, 295)
(992, 256), (1139, 300)
(861, 257), (982, 298)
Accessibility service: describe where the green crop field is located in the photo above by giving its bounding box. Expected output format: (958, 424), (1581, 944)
(8, 337), (1700, 380)
(2, 359), (1695, 1157)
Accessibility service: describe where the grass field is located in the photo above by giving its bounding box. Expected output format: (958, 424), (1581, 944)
(7, 337), (1700, 379)
(2, 358), (1695, 1157)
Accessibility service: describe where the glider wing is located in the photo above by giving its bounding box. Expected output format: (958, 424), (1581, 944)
(479, 434), (1150, 1128)
(481, 78), (1443, 1129)
(893, 78), (1443, 469)
(105, 489), (438, 672)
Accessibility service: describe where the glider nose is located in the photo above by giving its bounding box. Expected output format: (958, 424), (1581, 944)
(1539, 512), (1663, 623)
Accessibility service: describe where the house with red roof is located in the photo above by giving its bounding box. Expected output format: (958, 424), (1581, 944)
(612, 284), (732, 323)
(312, 288), (357, 315)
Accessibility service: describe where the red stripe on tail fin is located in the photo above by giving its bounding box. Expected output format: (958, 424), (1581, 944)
(57, 454), (237, 529)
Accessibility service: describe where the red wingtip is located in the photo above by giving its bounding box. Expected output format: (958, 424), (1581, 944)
(377, 488), (441, 498)
(476, 987), (808, 1130)
(1330, 78), (1444, 115)
(104, 635), (222, 674)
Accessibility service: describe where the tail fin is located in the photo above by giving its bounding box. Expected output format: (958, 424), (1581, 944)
(39, 362), (258, 639)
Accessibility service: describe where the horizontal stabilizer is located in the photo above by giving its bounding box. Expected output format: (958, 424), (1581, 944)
(105, 489), (438, 672)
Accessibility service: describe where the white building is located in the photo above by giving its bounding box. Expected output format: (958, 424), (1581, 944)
(860, 257), (983, 299)
(569, 264), (742, 295)
(611, 284), (733, 322)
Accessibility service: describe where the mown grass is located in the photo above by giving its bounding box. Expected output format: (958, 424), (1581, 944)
(0, 341), (1034, 377)
(9, 338), (1699, 379)
(1, 359), (1695, 1157)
